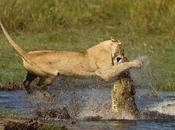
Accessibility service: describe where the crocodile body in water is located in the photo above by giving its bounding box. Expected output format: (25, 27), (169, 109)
(112, 65), (139, 119)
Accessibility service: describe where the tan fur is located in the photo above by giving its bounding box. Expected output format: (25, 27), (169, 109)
(0, 21), (142, 99)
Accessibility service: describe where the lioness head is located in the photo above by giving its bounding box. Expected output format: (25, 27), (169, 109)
(110, 37), (125, 65)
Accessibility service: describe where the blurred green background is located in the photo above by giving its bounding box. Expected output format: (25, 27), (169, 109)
(0, 0), (175, 91)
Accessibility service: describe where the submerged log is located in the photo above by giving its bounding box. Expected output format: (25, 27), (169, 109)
(112, 71), (139, 119)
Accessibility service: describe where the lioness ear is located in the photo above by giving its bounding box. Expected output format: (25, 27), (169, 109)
(111, 37), (117, 42)
(110, 36), (121, 44)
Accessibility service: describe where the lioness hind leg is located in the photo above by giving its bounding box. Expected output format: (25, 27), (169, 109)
(36, 76), (56, 100)
(23, 72), (37, 94)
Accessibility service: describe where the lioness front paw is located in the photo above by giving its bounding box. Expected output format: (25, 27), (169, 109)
(131, 60), (143, 68)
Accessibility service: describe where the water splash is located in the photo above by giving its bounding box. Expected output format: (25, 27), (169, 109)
(25, 85), (140, 120)
(1, 86), (175, 120)
(149, 100), (175, 115)
(137, 55), (150, 66)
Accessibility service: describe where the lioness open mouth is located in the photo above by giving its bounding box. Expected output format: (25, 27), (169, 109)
(112, 56), (123, 65)
(116, 57), (122, 63)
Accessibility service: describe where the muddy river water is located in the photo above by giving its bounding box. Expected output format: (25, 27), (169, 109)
(0, 87), (175, 130)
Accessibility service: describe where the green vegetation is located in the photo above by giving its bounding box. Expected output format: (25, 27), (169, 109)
(41, 123), (67, 130)
(0, 0), (175, 90)
(0, 107), (17, 117)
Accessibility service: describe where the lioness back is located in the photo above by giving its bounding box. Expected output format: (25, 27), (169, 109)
(23, 50), (92, 76)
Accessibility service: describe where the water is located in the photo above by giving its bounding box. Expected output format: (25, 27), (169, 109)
(0, 88), (175, 130)
(61, 120), (175, 130)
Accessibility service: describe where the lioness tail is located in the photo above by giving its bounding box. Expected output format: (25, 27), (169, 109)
(0, 21), (56, 76)
(0, 21), (26, 58)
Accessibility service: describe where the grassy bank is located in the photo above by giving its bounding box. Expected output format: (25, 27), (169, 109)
(0, 107), (17, 117)
(0, 0), (175, 90)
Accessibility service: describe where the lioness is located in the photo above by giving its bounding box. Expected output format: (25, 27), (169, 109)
(0, 22), (142, 99)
